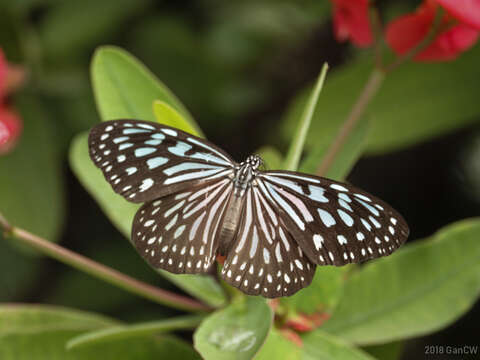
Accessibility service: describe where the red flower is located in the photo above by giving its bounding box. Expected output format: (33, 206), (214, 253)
(0, 50), (8, 99)
(331, 0), (373, 47)
(386, 0), (480, 61)
(436, 0), (480, 30)
(0, 48), (23, 154)
(0, 105), (22, 154)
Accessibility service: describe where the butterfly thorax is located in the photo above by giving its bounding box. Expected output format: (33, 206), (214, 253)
(217, 155), (263, 255)
(232, 155), (262, 196)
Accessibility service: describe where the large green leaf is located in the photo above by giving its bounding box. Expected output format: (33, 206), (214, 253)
(69, 133), (226, 308)
(256, 329), (301, 360)
(322, 218), (480, 344)
(0, 304), (199, 360)
(69, 133), (137, 236)
(194, 297), (273, 360)
(91, 46), (194, 124)
(282, 43), (480, 155)
(0, 95), (65, 242)
(302, 330), (375, 360)
(281, 266), (351, 315)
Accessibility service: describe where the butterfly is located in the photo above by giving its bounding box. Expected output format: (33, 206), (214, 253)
(89, 119), (409, 298)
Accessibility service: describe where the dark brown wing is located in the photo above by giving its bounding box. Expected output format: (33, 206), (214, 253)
(256, 171), (409, 266)
(88, 120), (236, 203)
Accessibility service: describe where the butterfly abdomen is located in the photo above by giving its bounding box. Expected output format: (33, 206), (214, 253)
(217, 191), (245, 255)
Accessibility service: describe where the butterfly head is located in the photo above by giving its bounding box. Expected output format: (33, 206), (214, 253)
(245, 154), (263, 171)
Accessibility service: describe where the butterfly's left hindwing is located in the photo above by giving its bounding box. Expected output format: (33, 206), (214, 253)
(133, 179), (234, 274)
(88, 120), (235, 203)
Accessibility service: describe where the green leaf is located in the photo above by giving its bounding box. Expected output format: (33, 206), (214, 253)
(0, 304), (200, 360)
(281, 266), (351, 315)
(194, 297), (273, 359)
(256, 329), (301, 360)
(0, 95), (65, 243)
(0, 304), (114, 358)
(299, 118), (369, 181)
(153, 100), (203, 137)
(69, 133), (226, 308)
(69, 133), (138, 236)
(282, 44), (480, 155)
(302, 330), (375, 360)
(322, 218), (480, 345)
(160, 271), (227, 308)
(91, 46), (194, 123)
(256, 146), (283, 170)
(283, 63), (328, 171)
(67, 315), (205, 350)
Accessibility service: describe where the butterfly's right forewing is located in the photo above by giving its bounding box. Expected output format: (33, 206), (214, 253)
(257, 171), (409, 266)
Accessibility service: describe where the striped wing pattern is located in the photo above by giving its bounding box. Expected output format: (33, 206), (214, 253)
(133, 179), (233, 274)
(88, 119), (410, 299)
(257, 172), (409, 266)
(221, 186), (315, 297)
(89, 120), (235, 203)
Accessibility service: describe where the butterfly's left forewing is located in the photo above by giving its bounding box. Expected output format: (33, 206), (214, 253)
(133, 178), (234, 274)
(89, 120), (235, 203)
(256, 171), (409, 266)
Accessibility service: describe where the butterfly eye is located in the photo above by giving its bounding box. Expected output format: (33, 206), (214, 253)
(89, 120), (409, 298)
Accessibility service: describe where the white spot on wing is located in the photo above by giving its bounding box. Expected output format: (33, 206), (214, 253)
(318, 209), (336, 227)
(139, 178), (154, 192)
(331, 184), (348, 192)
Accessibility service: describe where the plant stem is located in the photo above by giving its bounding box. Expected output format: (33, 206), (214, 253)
(316, 68), (385, 176)
(0, 212), (212, 313)
(370, 6), (384, 69)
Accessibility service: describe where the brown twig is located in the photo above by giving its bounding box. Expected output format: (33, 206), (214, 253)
(316, 68), (385, 176)
(0, 212), (212, 312)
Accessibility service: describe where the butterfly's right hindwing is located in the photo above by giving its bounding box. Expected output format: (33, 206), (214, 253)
(88, 120), (235, 203)
(221, 187), (315, 298)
